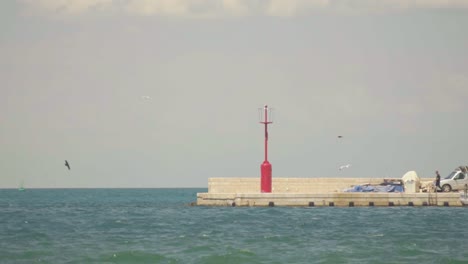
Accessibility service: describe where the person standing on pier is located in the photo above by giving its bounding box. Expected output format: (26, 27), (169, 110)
(435, 170), (441, 192)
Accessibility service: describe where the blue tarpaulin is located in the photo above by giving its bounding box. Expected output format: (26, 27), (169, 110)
(345, 185), (404, 193)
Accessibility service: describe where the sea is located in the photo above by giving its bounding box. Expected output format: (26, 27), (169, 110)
(1, 188), (467, 264)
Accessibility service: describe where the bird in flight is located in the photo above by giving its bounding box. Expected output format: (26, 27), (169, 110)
(141, 95), (152, 100)
(64, 160), (71, 170)
(339, 164), (351, 171)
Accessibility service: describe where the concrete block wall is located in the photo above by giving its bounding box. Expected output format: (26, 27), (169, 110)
(208, 177), (434, 194)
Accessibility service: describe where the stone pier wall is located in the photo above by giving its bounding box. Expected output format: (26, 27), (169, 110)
(208, 177), (434, 194)
(196, 192), (461, 207)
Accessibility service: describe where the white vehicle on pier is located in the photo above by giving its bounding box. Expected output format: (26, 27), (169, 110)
(440, 166), (468, 192)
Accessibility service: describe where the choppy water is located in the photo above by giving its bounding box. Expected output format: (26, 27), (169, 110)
(1, 188), (467, 263)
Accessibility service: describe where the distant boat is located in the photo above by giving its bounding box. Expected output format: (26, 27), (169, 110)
(18, 181), (25, 191)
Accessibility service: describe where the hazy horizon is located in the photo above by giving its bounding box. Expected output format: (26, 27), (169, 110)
(2, 0), (468, 188)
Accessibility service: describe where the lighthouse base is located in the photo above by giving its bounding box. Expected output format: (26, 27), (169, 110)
(260, 161), (272, 193)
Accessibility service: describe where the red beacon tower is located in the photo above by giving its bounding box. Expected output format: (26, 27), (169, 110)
(258, 105), (273, 193)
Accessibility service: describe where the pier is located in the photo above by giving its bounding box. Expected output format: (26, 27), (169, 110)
(196, 105), (463, 207)
(196, 178), (463, 207)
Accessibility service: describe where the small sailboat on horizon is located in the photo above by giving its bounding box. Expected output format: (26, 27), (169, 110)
(18, 181), (25, 191)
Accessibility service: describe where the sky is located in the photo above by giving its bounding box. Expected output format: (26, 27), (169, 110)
(1, 0), (468, 188)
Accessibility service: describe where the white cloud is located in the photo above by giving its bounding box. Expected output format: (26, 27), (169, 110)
(19, 0), (113, 15)
(124, 0), (190, 16)
(122, 0), (250, 17)
(381, 0), (468, 9)
(265, 0), (329, 17)
(18, 0), (468, 18)
(222, 0), (250, 16)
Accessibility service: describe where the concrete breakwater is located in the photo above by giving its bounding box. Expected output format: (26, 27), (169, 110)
(196, 178), (463, 207)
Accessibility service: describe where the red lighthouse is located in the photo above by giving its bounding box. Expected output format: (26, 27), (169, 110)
(259, 105), (273, 193)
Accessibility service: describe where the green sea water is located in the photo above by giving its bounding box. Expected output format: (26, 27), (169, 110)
(1, 188), (467, 263)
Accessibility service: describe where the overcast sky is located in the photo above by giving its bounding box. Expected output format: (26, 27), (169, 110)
(1, 0), (468, 188)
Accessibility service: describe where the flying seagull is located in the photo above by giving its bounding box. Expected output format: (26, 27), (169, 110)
(64, 160), (71, 170)
(339, 164), (351, 171)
